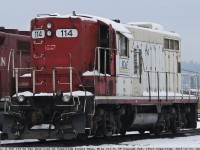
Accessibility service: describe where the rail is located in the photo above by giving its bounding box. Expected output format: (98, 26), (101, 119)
(143, 70), (199, 101)
(13, 66), (86, 98)
(52, 67), (73, 97)
(93, 47), (118, 94)
(7, 49), (14, 77)
(8, 49), (30, 77)
(14, 68), (33, 97)
(52, 67), (86, 97)
(94, 47), (118, 76)
(181, 73), (200, 98)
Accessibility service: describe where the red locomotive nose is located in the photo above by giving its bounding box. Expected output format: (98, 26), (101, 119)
(30, 17), (100, 93)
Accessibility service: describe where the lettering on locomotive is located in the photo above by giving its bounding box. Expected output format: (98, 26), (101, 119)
(56, 29), (78, 38)
(32, 30), (45, 39)
(0, 57), (6, 66)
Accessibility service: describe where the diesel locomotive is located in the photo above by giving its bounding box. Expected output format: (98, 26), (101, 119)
(1, 13), (198, 140)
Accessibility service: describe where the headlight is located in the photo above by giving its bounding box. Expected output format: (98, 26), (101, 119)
(47, 23), (52, 29)
(62, 94), (70, 102)
(17, 95), (25, 103)
(46, 30), (52, 37)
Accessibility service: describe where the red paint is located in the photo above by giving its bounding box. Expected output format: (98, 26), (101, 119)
(45, 45), (56, 50)
(0, 29), (30, 98)
(31, 17), (115, 93)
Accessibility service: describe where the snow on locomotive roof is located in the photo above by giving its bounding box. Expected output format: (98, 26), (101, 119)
(36, 13), (180, 38)
(126, 22), (180, 38)
(36, 13), (133, 39)
(128, 22), (164, 30)
(36, 13), (98, 22)
(78, 14), (133, 38)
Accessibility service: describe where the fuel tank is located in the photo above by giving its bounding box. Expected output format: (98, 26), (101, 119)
(130, 113), (158, 130)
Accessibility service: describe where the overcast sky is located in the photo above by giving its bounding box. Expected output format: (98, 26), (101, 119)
(1, 0), (199, 62)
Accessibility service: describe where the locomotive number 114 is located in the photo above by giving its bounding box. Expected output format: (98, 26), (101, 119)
(32, 30), (45, 39)
(56, 29), (78, 38)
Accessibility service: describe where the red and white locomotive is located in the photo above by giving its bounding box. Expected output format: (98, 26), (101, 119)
(2, 13), (198, 140)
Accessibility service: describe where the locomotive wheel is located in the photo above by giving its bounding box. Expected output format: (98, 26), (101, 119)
(138, 130), (145, 135)
(77, 133), (88, 142)
(38, 139), (46, 142)
(153, 127), (162, 135)
(0, 133), (8, 140)
(0, 111), (3, 131)
(172, 126), (180, 134)
(149, 130), (154, 135)
(154, 129), (161, 135)
(119, 130), (126, 136)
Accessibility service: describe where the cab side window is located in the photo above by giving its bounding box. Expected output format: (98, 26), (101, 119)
(120, 34), (128, 57)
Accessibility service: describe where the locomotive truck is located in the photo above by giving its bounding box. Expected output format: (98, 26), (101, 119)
(1, 13), (198, 140)
(0, 28), (30, 131)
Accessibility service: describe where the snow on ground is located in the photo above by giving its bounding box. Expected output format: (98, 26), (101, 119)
(120, 135), (200, 147)
(107, 121), (200, 147)
(115, 122), (200, 147)
(1, 121), (200, 147)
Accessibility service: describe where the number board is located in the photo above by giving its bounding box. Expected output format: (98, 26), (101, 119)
(32, 30), (45, 39)
(56, 29), (78, 38)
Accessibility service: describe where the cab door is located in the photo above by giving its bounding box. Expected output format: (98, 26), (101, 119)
(95, 25), (116, 96)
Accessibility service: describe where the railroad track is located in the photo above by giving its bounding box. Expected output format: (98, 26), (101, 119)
(1, 127), (200, 147)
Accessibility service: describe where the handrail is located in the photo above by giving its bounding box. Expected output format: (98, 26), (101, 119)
(157, 72), (160, 101)
(52, 67), (73, 97)
(52, 67), (86, 97)
(181, 73), (200, 99)
(13, 66), (86, 98)
(7, 49), (15, 77)
(34, 54), (45, 59)
(93, 47), (118, 94)
(94, 47), (118, 76)
(14, 68), (33, 97)
(144, 70), (199, 101)
(33, 40), (44, 45)
(147, 71), (151, 101)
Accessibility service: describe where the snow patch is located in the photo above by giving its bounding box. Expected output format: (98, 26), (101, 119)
(12, 91), (33, 97)
(20, 73), (31, 77)
(128, 22), (164, 30)
(31, 124), (55, 129)
(79, 14), (133, 37)
(143, 91), (195, 97)
(12, 90), (93, 97)
(83, 70), (110, 76)
(36, 13), (133, 38)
